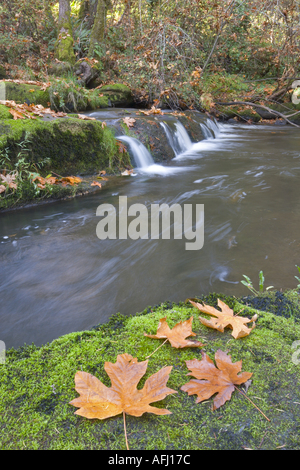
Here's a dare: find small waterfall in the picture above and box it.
[200,123,214,139]
[200,118,220,140]
[117,136,155,168]
[206,118,220,138]
[160,120,192,156]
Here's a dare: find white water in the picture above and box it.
[119,117,221,171]
[160,120,193,156]
[117,135,154,168]
[117,135,185,175]
[200,123,214,139]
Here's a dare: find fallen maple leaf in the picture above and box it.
[70,353,176,448]
[121,169,135,176]
[144,317,204,349]
[117,141,127,154]
[123,117,136,128]
[189,299,257,339]
[91,181,102,188]
[139,106,164,115]
[70,353,176,419]
[60,176,82,186]
[9,108,25,120]
[77,114,96,121]
[181,349,253,410]
[0,185,6,194]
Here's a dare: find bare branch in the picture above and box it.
[216,101,300,128]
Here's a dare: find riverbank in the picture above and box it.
[1,93,298,213]
[1,290,300,450]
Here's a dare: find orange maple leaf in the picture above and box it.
[91,181,102,188]
[189,299,257,339]
[60,176,82,186]
[181,349,253,410]
[144,316,204,348]
[69,353,176,419]
[9,108,25,120]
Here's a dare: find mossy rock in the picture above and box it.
[0,81,50,108]
[1,291,300,449]
[0,117,130,176]
[48,62,73,77]
[96,84,134,107]
[0,104,13,120]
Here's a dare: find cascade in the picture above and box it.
[160,120,192,156]
[205,118,220,138]
[200,123,214,139]
[117,135,155,168]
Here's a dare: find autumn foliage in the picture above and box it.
[69,299,269,449]
[70,353,176,420]
[181,349,252,410]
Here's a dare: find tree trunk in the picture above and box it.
[79,0,99,29]
[55,0,76,64]
[88,0,106,57]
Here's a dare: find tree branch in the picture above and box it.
[215,101,300,128]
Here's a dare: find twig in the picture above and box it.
[243,76,297,83]
[146,339,168,359]
[234,385,270,421]
[123,411,129,450]
[216,101,300,128]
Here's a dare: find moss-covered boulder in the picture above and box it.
[96,84,134,107]
[0,81,50,108]
[0,80,134,112]
[0,291,300,450]
[0,116,130,176]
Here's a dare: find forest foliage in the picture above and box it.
[0,0,300,109]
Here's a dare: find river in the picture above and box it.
[1,112,300,349]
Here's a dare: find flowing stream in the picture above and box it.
[1,110,300,349]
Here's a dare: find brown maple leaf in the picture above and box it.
[9,108,25,120]
[77,114,96,121]
[123,117,136,128]
[181,349,253,410]
[144,316,204,349]
[139,106,164,116]
[190,299,257,339]
[69,353,176,419]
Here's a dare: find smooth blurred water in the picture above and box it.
[1,117,300,348]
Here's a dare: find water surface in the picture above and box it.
[1,118,300,348]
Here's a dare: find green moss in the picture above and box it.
[2,82,50,108]
[55,22,76,65]
[0,104,12,120]
[87,90,109,109]
[0,117,122,176]
[1,291,300,450]
[95,84,134,107]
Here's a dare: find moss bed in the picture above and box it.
[1,290,300,450]
[0,111,132,211]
